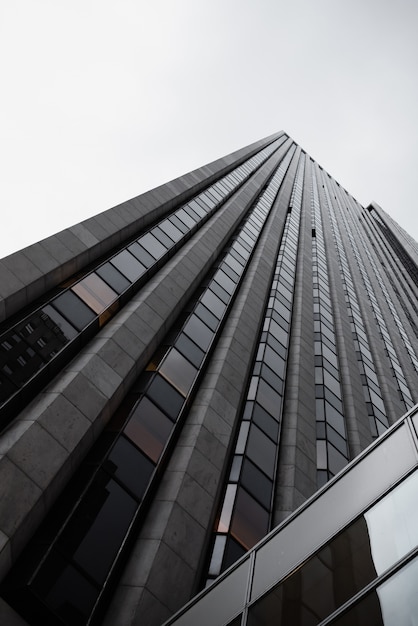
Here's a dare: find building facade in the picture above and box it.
[0,132,417,625]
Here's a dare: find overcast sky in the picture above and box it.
[1,0,417,258]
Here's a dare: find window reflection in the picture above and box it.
[248,471,418,626]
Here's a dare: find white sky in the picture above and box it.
[1,0,418,258]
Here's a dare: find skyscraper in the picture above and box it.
[0,131,417,626]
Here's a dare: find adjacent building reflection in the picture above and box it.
[247,470,418,625]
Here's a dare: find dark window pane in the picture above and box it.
[183,315,214,351]
[0,371,17,402]
[210,280,230,304]
[230,486,269,550]
[104,435,155,499]
[152,227,173,248]
[175,333,205,368]
[195,303,219,331]
[246,424,276,477]
[327,442,348,475]
[263,345,285,378]
[222,536,247,573]
[256,378,282,419]
[169,214,188,234]
[222,262,240,283]
[159,219,183,242]
[128,242,155,268]
[72,273,117,314]
[214,270,236,294]
[41,304,78,341]
[125,396,173,463]
[110,250,145,282]
[175,208,196,229]
[201,289,227,319]
[139,232,166,259]
[31,551,99,625]
[52,291,96,331]
[146,374,185,420]
[241,459,273,509]
[252,403,279,441]
[57,472,137,585]
[96,262,131,293]
[159,348,197,396]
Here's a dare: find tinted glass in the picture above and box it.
[96,262,131,293]
[201,289,227,319]
[152,227,173,248]
[41,304,78,340]
[57,472,137,585]
[110,250,145,282]
[183,314,214,351]
[240,459,273,509]
[256,378,282,419]
[159,219,183,242]
[104,435,155,499]
[31,551,98,624]
[175,333,205,368]
[230,486,269,550]
[72,273,117,314]
[246,424,276,477]
[159,348,197,396]
[124,396,173,463]
[139,232,166,259]
[146,374,185,420]
[52,291,96,331]
[195,304,219,331]
[252,403,279,441]
[128,242,155,268]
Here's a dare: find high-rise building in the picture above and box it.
[0,131,417,626]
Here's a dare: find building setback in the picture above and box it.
[0,131,417,625]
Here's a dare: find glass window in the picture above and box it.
[263,345,285,379]
[230,486,269,550]
[30,551,99,625]
[152,226,173,248]
[256,378,282,419]
[365,470,418,576]
[124,396,173,463]
[159,219,183,243]
[96,262,131,294]
[329,556,418,626]
[41,304,78,341]
[159,348,197,396]
[201,289,227,319]
[210,280,230,305]
[104,435,155,499]
[57,472,137,585]
[214,270,236,294]
[183,315,214,351]
[222,263,240,284]
[175,333,205,368]
[169,214,188,234]
[240,458,273,509]
[246,425,276,478]
[128,243,155,268]
[146,374,185,420]
[222,536,247,573]
[176,208,196,228]
[110,250,145,282]
[195,303,219,332]
[52,291,96,331]
[139,232,166,259]
[327,442,348,475]
[72,273,117,314]
[252,403,279,441]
